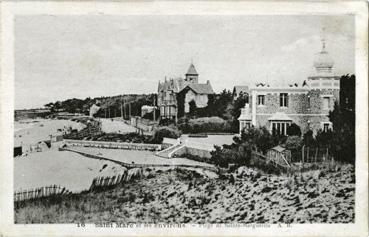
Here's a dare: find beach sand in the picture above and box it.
[14,150,125,193]
[14,165,355,223]
[14,119,85,147]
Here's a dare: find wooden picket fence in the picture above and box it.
[300,146,331,163]
[90,174,127,189]
[90,168,146,190]
[14,185,71,202]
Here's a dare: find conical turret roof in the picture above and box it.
[186,64,198,75]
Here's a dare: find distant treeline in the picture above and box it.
[44,94,157,118]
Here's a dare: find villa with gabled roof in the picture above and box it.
[157,63,214,121]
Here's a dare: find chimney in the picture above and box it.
[206,80,210,85]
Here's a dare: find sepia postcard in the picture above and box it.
[0,1,368,236]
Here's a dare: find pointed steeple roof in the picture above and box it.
[186,63,198,75]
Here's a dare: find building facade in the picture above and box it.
[179,82,214,114]
[239,39,340,135]
[157,63,213,121]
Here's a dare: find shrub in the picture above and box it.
[152,126,181,143]
[285,136,303,151]
[241,126,276,154]
[210,126,286,174]
[177,116,232,134]
[303,129,315,146]
[287,123,302,136]
[315,129,334,148]
[159,118,175,126]
[90,132,153,143]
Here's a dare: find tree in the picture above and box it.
[240,126,276,154]
[302,129,315,147]
[189,100,197,117]
[152,126,181,143]
[287,123,301,136]
[44,102,55,113]
[328,102,355,163]
[315,129,334,148]
[230,95,248,132]
[210,126,281,170]
[286,135,303,162]
[176,92,186,118]
[340,74,355,112]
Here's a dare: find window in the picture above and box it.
[240,121,251,132]
[323,97,330,110]
[244,122,251,130]
[245,94,249,104]
[280,93,288,107]
[271,122,291,136]
[257,95,265,105]
[323,122,331,132]
[307,95,311,110]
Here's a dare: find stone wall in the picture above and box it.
[64,139,162,151]
[255,92,309,114]
[172,146,212,159]
[247,87,340,134]
[309,89,339,114]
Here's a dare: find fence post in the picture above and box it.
[315,148,318,164]
[302,145,304,165]
[326,148,329,162]
[307,147,310,163]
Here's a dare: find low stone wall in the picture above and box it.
[185,146,212,159]
[172,146,212,159]
[162,137,180,149]
[63,139,162,151]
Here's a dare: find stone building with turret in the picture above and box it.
[238,38,340,135]
[157,63,214,121]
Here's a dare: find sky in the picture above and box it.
[15,15,354,109]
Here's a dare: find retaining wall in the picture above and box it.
[63,139,162,151]
[172,146,212,159]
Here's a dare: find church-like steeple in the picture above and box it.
[185,63,199,83]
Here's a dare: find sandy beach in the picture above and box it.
[100,118,136,134]
[14,150,125,193]
[14,119,85,146]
